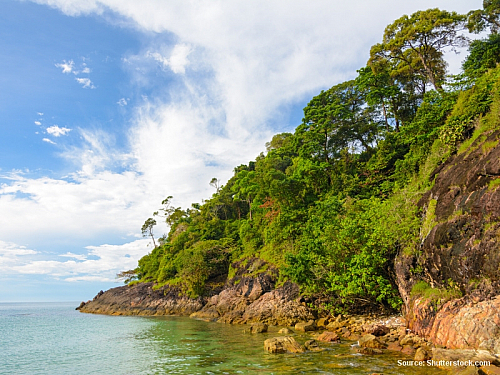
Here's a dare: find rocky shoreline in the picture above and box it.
[78,278,500,374]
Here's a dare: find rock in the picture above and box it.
[481,366,500,375]
[75,301,86,310]
[295,320,317,332]
[78,283,205,316]
[264,336,305,354]
[317,331,340,343]
[386,342,403,352]
[240,282,316,326]
[278,328,293,334]
[401,346,416,356]
[359,334,388,349]
[316,317,330,327]
[355,347,384,355]
[415,347,431,361]
[304,339,323,351]
[364,324,390,337]
[244,323,268,334]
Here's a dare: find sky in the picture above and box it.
[0,0,482,302]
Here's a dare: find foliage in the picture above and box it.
[131,5,500,313]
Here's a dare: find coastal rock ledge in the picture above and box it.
[77,277,315,326]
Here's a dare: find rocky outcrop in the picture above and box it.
[190,277,315,326]
[407,295,500,353]
[77,282,205,315]
[79,273,315,326]
[396,128,500,352]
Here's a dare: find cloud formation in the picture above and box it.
[46,125,71,137]
[42,138,56,144]
[75,77,95,88]
[4,0,480,287]
[55,59,75,73]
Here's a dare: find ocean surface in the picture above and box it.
[0,302,447,374]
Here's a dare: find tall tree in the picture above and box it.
[142,218,157,248]
[468,0,500,33]
[370,9,467,91]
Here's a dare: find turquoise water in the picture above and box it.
[0,302,447,374]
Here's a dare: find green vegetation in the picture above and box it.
[125,3,500,314]
[410,280,463,304]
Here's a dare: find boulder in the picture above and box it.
[414,347,431,361]
[264,336,305,354]
[304,339,324,352]
[278,328,293,334]
[316,331,340,343]
[244,323,268,334]
[364,324,390,337]
[295,320,317,332]
[359,334,388,349]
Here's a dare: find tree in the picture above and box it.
[142,217,157,248]
[370,9,468,91]
[116,269,138,284]
[468,0,500,33]
[298,79,380,163]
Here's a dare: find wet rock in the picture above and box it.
[295,320,317,332]
[355,347,384,355]
[414,347,431,361]
[278,328,293,334]
[359,334,387,349]
[264,336,305,354]
[244,323,268,334]
[316,331,340,343]
[304,339,323,351]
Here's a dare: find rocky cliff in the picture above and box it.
[396,126,500,352]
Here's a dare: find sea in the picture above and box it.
[0,302,447,374]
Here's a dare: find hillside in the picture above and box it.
[81,4,500,352]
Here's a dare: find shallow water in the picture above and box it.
[0,302,447,374]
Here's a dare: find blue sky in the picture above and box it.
[0,0,481,302]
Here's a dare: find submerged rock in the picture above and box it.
[264,336,305,354]
[244,322,268,334]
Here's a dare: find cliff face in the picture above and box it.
[396,127,500,352]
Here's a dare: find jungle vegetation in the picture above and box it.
[123,2,500,313]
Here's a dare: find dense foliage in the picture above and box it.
[129,4,500,313]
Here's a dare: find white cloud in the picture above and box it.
[0,241,38,274]
[46,125,71,137]
[12,239,149,282]
[55,59,75,74]
[42,138,56,144]
[6,0,482,286]
[148,43,192,74]
[81,66,91,74]
[117,98,128,106]
[34,121,41,126]
[75,77,95,88]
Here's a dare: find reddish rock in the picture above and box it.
[317,331,341,343]
[364,324,390,337]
